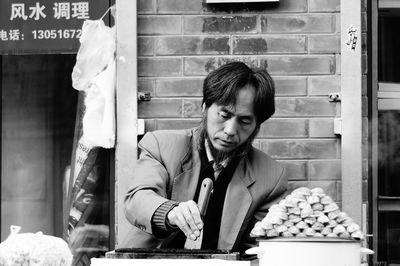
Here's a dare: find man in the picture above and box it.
[123,62,288,254]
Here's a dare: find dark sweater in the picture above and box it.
[151,147,238,250]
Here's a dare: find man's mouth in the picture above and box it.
[217,139,235,146]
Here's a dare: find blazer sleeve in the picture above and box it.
[124,132,173,235]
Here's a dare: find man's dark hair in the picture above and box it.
[202,61,275,124]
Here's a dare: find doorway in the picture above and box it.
[1,54,78,239]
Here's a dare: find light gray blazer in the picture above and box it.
[122,127,287,253]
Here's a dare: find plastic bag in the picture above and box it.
[72,20,115,91]
[71,19,116,148]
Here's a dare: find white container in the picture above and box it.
[246,238,374,266]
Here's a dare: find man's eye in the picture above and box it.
[218,112,230,119]
[240,118,253,125]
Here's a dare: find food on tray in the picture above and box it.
[0,225,72,266]
[250,187,365,240]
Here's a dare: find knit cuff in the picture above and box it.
[151,200,180,238]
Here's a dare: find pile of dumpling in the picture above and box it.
[251,187,364,240]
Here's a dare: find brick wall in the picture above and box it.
[137,0,344,200]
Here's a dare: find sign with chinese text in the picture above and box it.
[0,0,110,54]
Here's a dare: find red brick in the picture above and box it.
[138,0,155,14]
[138,37,154,56]
[309,119,335,138]
[362,96,368,117]
[362,118,368,159]
[308,160,341,180]
[155,36,229,55]
[362,0,367,12]
[157,0,204,13]
[274,77,307,96]
[362,117,368,142]
[362,54,367,74]
[362,159,368,180]
[138,16,182,35]
[138,57,182,77]
[184,57,258,75]
[260,56,336,75]
[261,14,335,33]
[233,36,306,54]
[139,99,182,118]
[362,76,367,96]
[252,139,260,149]
[275,97,337,117]
[183,98,202,117]
[261,139,339,160]
[155,119,201,130]
[309,75,340,96]
[138,78,155,95]
[335,54,341,74]
[279,160,307,181]
[232,37,267,55]
[362,12,367,32]
[362,33,367,53]
[335,14,340,35]
[309,35,340,53]
[156,78,203,97]
[144,119,156,132]
[287,181,339,201]
[308,0,340,12]
[184,16,257,34]
[258,118,308,138]
[362,180,368,202]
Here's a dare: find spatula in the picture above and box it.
[184,177,214,249]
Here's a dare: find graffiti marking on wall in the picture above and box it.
[345,25,358,51]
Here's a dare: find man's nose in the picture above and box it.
[224,118,238,136]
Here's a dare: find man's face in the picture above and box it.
[205,86,257,153]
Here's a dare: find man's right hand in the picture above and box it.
[167,200,203,240]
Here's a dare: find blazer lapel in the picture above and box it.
[169,129,256,250]
[171,130,201,202]
[218,158,255,250]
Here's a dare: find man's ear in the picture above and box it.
[202,103,206,113]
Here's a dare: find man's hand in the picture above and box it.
[167,200,203,240]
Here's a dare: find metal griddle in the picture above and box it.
[108,248,239,260]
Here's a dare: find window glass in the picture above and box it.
[377,10,400,265]
[1,54,111,265]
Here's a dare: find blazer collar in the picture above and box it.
[181,127,201,172]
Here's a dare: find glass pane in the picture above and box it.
[378,111,400,196]
[377,212,400,264]
[377,9,400,265]
[378,15,400,82]
[1,54,111,265]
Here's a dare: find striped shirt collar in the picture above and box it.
[205,139,231,179]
